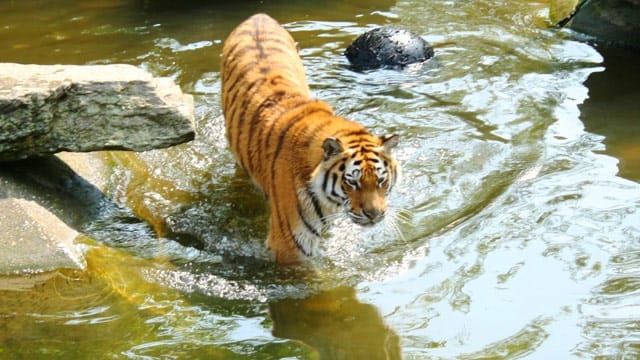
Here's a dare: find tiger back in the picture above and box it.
[221,14,400,264]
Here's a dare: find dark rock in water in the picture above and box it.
[345,27,434,70]
[568,0,640,49]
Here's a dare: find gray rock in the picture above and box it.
[0,198,86,274]
[345,27,434,70]
[0,153,158,277]
[0,154,97,276]
[0,63,195,161]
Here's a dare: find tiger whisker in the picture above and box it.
[391,217,407,243]
[389,207,412,224]
[386,206,413,243]
[391,221,406,243]
[319,212,346,224]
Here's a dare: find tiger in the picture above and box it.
[221,13,400,264]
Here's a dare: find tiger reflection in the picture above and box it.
[269,286,401,359]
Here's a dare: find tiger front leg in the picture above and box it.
[268,240,304,265]
[266,212,305,265]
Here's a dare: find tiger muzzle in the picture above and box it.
[363,208,384,224]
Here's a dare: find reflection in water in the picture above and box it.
[0,245,177,358]
[580,46,640,182]
[270,286,401,360]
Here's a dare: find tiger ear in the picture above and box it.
[322,137,343,160]
[381,134,399,152]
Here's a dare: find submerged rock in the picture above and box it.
[0,152,140,276]
[0,63,195,161]
[345,27,434,70]
[0,153,104,275]
[0,197,85,274]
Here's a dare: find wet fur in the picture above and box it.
[221,14,399,264]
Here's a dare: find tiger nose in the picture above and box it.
[363,208,384,222]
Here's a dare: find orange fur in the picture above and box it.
[221,14,399,264]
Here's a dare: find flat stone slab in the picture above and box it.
[0,63,195,161]
[0,198,86,274]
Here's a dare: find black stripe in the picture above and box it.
[298,116,333,149]
[270,187,299,257]
[233,78,268,167]
[248,94,310,173]
[321,169,330,194]
[226,44,258,63]
[321,158,348,206]
[265,108,326,259]
[330,173,342,201]
[222,41,243,63]
[224,58,258,85]
[335,128,369,138]
[350,143,376,151]
[256,30,266,58]
[297,203,321,237]
[262,38,296,52]
[265,106,331,178]
[247,91,287,172]
[293,234,312,257]
[389,165,397,192]
[257,41,294,59]
[262,97,315,166]
[306,186,326,225]
[228,83,255,148]
[224,85,241,115]
[322,160,342,194]
[272,107,330,161]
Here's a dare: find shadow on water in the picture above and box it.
[0,156,186,260]
[580,46,640,182]
[0,156,137,231]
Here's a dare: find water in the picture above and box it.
[1,0,639,358]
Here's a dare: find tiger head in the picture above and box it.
[311,134,400,226]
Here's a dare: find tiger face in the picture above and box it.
[312,134,400,226]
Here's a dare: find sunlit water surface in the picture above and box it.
[1,0,639,359]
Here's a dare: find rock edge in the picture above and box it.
[0,63,195,161]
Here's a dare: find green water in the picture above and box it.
[1,0,640,359]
